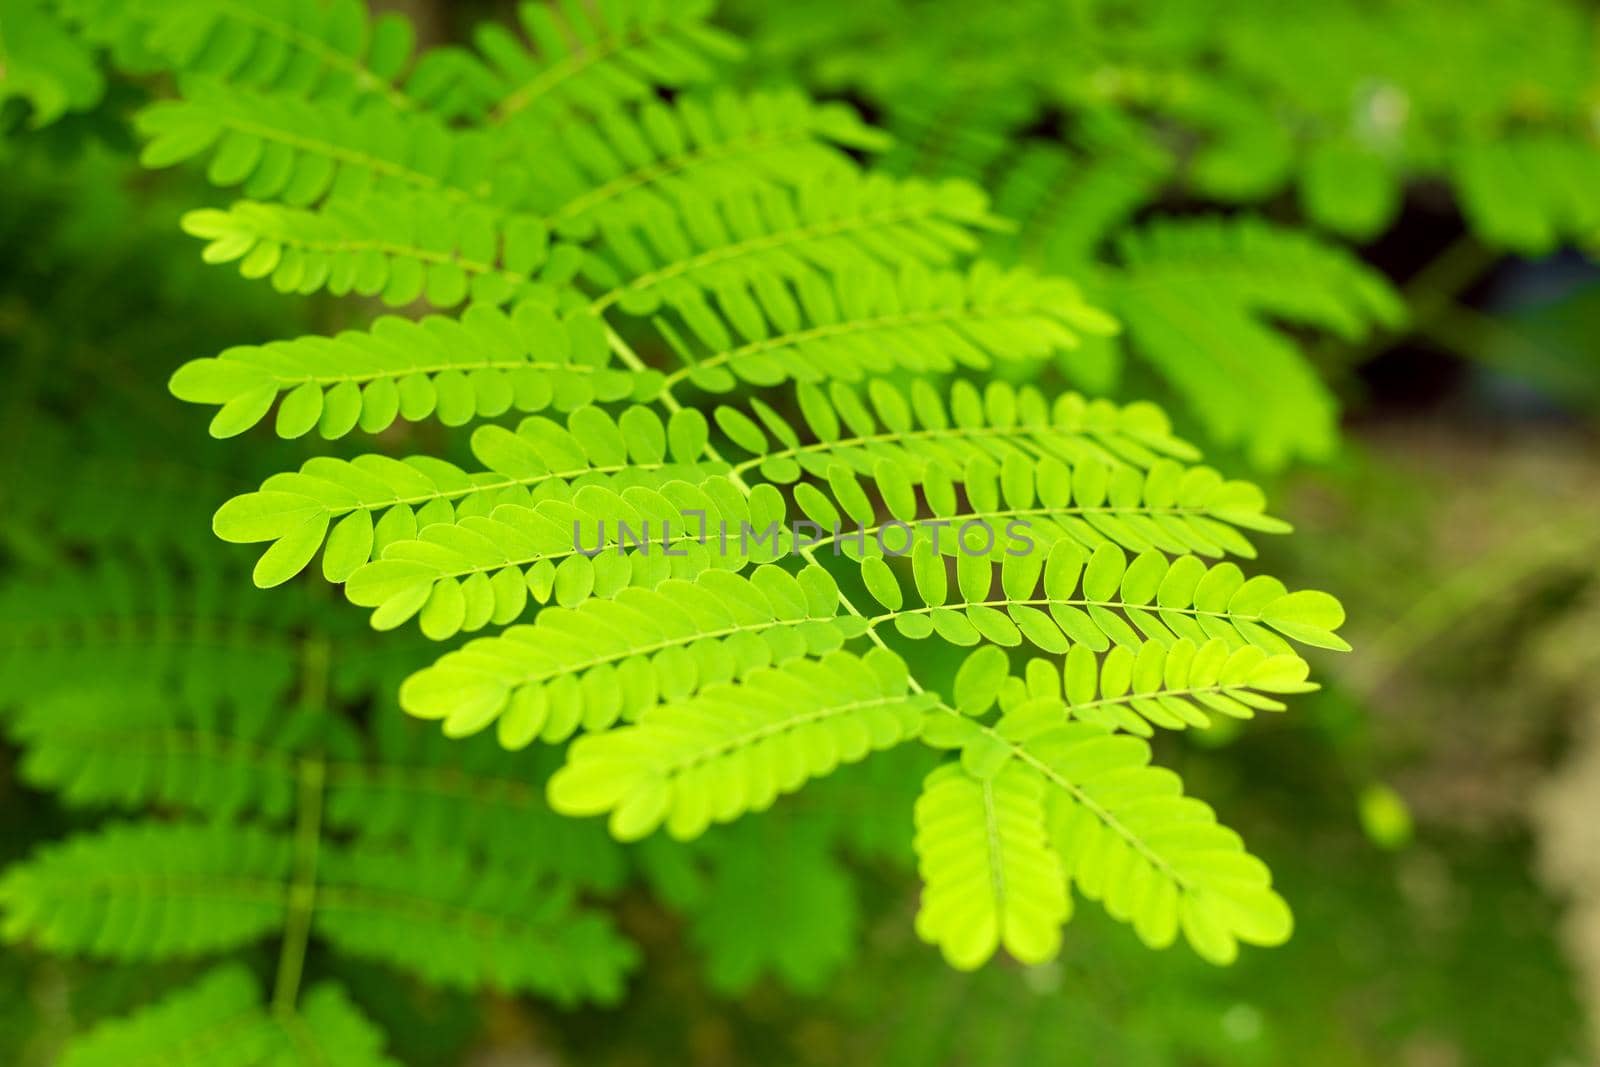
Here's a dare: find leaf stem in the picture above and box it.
[272,753,324,1014]
[272,635,330,1014]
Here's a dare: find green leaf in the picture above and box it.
[548,650,928,841]
[861,557,903,611]
[1259,590,1349,650]
[953,646,1008,716]
[253,513,331,588]
[323,510,375,583]
[913,762,1069,969]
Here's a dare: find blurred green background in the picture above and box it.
[3,1,1599,1064]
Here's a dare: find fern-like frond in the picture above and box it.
[1116,217,1404,341]
[855,539,1344,657]
[714,379,1203,483]
[996,636,1317,737]
[6,686,324,818]
[342,478,786,639]
[0,553,305,711]
[62,0,421,108]
[658,262,1111,395]
[913,761,1069,969]
[1028,722,1293,965]
[59,965,400,1067]
[524,87,887,239]
[138,78,508,207]
[0,820,636,1000]
[1102,215,1405,466]
[547,648,935,840]
[211,406,724,586]
[791,445,1287,566]
[0,821,292,958]
[471,0,743,129]
[168,303,639,442]
[399,562,861,741]
[585,171,1000,315]
[166,372,1269,607]
[138,78,889,235]
[5,682,624,888]
[920,685,1294,966]
[175,195,562,308]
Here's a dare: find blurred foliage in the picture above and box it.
[728,0,1600,250]
[2,1,1600,1065]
